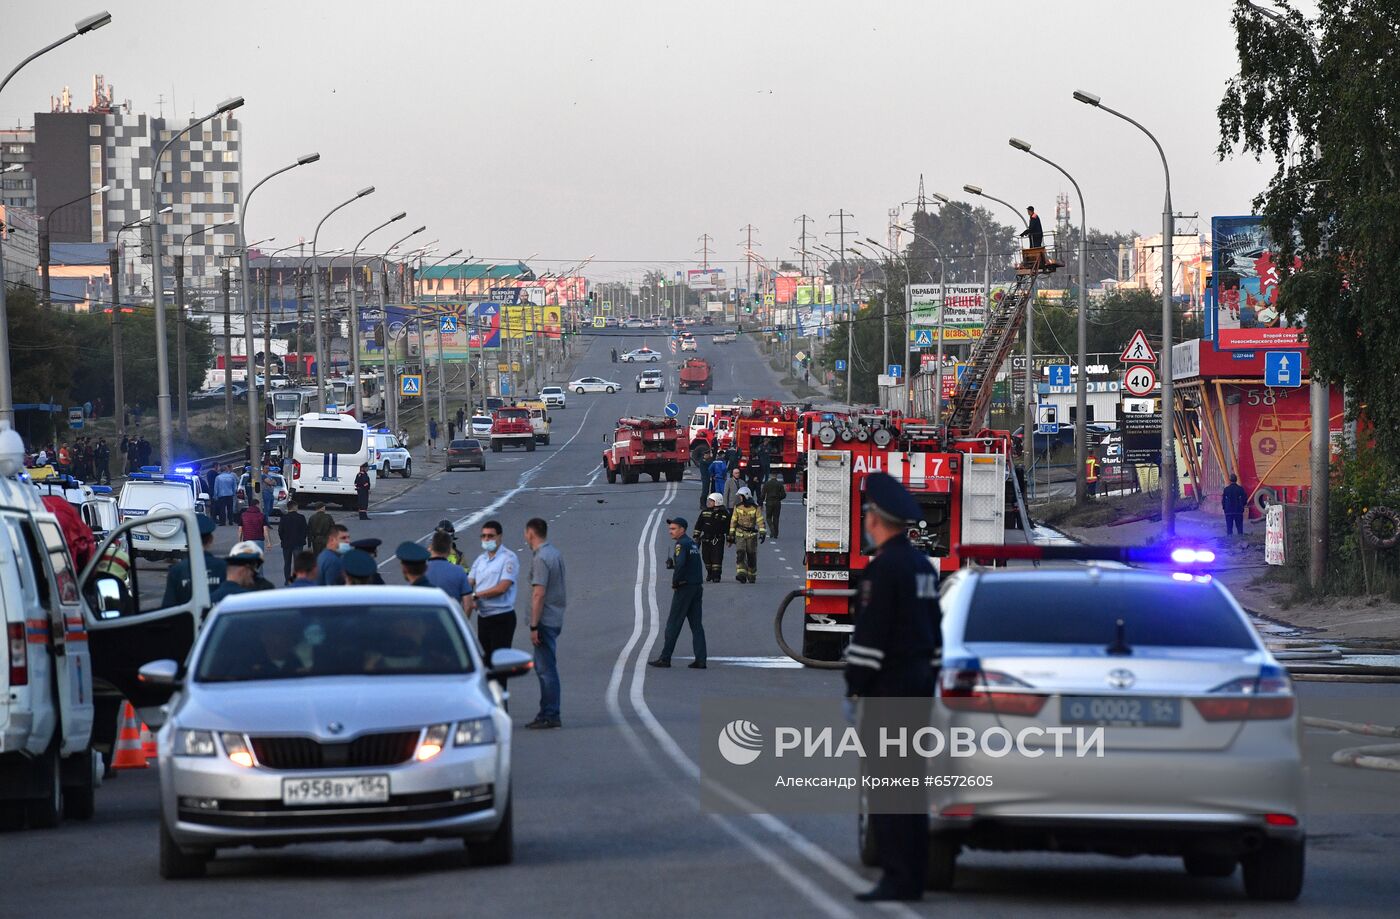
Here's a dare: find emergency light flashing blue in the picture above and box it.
[173,465,195,475]
[91,485,113,494]
[140,465,161,473]
[1170,547,1216,565]
[958,543,1220,570]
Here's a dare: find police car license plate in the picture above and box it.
[282,775,389,806]
[1060,696,1180,728]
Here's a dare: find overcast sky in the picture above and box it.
[2,1,1272,282]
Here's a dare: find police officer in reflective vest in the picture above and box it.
[845,472,941,903]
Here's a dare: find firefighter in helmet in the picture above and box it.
[727,487,766,583]
[692,492,730,582]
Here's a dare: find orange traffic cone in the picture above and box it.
[112,703,148,770]
[141,722,158,762]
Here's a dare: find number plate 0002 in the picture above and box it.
[1060,696,1180,728]
[282,774,389,806]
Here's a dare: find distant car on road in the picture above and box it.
[621,348,660,363]
[145,587,533,878]
[679,334,697,352]
[446,438,487,471]
[470,415,494,437]
[635,369,664,393]
[568,377,620,394]
[621,318,644,330]
[539,386,567,409]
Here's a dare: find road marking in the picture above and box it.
[376,402,596,570]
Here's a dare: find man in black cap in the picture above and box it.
[163,513,227,608]
[342,549,379,585]
[648,516,706,669]
[1021,204,1043,249]
[434,519,463,565]
[350,537,387,584]
[846,472,940,902]
[396,541,435,587]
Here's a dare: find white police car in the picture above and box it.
[368,431,412,479]
[117,468,208,561]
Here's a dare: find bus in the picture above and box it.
[288,412,373,507]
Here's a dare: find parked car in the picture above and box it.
[568,377,620,394]
[368,431,412,478]
[237,471,290,517]
[446,438,487,471]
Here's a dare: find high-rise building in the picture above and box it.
[0,127,36,211]
[31,76,242,294]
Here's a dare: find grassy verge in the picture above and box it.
[1038,491,1161,529]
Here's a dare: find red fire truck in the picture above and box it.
[792,421,1015,661]
[604,416,690,484]
[734,399,800,484]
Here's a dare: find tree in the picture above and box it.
[1218,0,1400,456]
[68,309,214,412]
[4,287,77,405]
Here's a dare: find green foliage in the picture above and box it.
[1033,288,1202,357]
[1321,443,1400,597]
[5,287,77,405]
[1218,0,1400,458]
[67,309,214,412]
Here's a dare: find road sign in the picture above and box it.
[439,315,458,334]
[593,317,605,328]
[1036,403,1059,434]
[835,359,848,372]
[1048,364,1071,387]
[1123,364,1157,397]
[1120,329,1157,364]
[887,364,903,379]
[399,374,422,397]
[664,402,679,418]
[1265,350,1303,388]
[912,328,934,348]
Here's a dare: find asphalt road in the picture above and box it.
[5,332,1400,918]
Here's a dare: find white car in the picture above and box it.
[679,335,697,352]
[470,415,494,437]
[540,386,567,409]
[635,369,664,393]
[568,377,620,394]
[866,558,1304,900]
[118,474,207,560]
[621,318,644,330]
[368,431,412,478]
[138,586,534,878]
[621,348,660,363]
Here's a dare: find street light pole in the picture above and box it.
[237,151,318,506]
[311,187,374,398]
[1010,138,1090,505]
[149,95,244,468]
[348,212,407,418]
[931,192,992,319]
[1074,89,1175,533]
[363,225,424,428]
[0,10,112,429]
[894,226,948,422]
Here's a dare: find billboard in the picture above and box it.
[908,283,995,341]
[1210,216,1302,350]
[687,268,725,291]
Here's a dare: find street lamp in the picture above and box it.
[348,212,407,417]
[39,183,111,308]
[1010,136,1090,506]
[1074,88,1176,533]
[0,10,113,427]
[312,186,374,396]
[149,94,244,468]
[931,191,991,311]
[363,224,424,429]
[895,225,949,421]
[237,150,318,499]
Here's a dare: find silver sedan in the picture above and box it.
[567,376,620,394]
[142,586,533,878]
[861,566,1305,900]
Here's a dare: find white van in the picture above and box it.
[117,476,202,561]
[289,412,373,507]
[34,477,119,540]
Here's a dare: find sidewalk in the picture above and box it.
[1051,506,1400,642]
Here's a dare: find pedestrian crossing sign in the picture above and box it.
[440,315,459,334]
[593,317,606,328]
[1119,329,1156,364]
[913,329,934,348]
[400,374,423,397]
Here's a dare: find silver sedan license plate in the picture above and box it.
[282,775,389,806]
[1060,696,1181,728]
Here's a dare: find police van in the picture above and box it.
[2,427,211,829]
[117,469,207,561]
[289,411,373,508]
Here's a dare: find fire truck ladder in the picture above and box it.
[941,259,1052,433]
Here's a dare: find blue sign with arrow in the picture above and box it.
[664,402,679,418]
[1048,364,1071,387]
[1264,351,1302,388]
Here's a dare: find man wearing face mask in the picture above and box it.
[316,524,352,586]
[466,520,519,659]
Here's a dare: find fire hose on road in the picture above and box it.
[774,588,854,670]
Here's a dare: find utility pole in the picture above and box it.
[294,258,305,380]
[740,223,758,318]
[174,253,189,441]
[697,233,713,270]
[109,247,125,438]
[263,264,273,387]
[40,226,51,308]
[222,267,233,425]
[795,215,813,383]
[828,211,856,402]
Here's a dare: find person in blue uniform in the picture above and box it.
[396,541,435,587]
[648,516,707,669]
[162,514,227,608]
[341,549,378,585]
[350,537,386,584]
[211,542,264,603]
[845,472,941,903]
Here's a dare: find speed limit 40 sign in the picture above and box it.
[1123,364,1158,397]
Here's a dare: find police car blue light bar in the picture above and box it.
[957,543,1219,568]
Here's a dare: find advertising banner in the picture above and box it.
[1210,216,1302,349]
[687,268,726,291]
[774,274,799,304]
[908,283,996,340]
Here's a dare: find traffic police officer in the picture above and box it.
[162,513,227,608]
[845,472,940,903]
[396,541,435,587]
[350,537,387,584]
[342,549,379,585]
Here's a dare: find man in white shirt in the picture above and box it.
[466,519,519,659]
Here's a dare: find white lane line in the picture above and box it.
[606,486,855,919]
[626,491,919,918]
[377,402,596,570]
